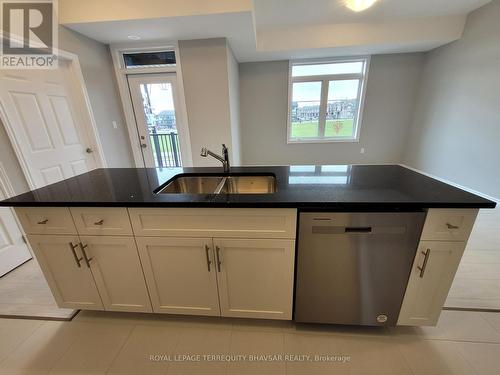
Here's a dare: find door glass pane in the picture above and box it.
[325,79,360,138]
[290,81,322,139]
[139,82,182,167]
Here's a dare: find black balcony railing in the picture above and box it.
[149,132,182,168]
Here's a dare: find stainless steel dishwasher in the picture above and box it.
[295,212,426,326]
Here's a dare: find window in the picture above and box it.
[288,58,369,143]
[123,51,176,68]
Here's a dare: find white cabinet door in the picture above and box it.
[27,235,103,310]
[136,237,220,316]
[214,238,295,320]
[80,236,152,312]
[398,241,466,326]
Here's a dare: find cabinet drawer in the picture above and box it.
[129,208,297,239]
[15,207,77,235]
[70,207,133,236]
[421,209,478,241]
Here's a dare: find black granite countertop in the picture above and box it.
[0,165,495,210]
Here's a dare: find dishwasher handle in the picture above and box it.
[345,227,372,233]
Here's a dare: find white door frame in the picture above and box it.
[0,47,107,191]
[0,161,33,259]
[110,41,193,167]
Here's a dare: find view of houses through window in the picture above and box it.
[289,58,369,142]
[139,82,182,167]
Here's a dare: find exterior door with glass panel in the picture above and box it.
[127,74,184,168]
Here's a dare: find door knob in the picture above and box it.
[140,144,147,148]
[86,147,93,153]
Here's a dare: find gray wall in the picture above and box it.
[239,54,424,165]
[59,26,134,168]
[178,38,237,166]
[0,26,133,194]
[227,45,242,166]
[403,0,500,199]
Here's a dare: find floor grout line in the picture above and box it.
[0,319,45,366]
[104,323,137,375]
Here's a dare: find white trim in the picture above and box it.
[0,162,15,199]
[400,164,500,203]
[57,49,107,169]
[0,47,106,190]
[0,162,33,257]
[286,56,370,144]
[110,41,193,167]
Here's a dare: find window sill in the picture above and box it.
[287,137,360,144]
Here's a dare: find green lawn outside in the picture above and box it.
[291,119,354,138]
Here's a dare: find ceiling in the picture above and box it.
[62,0,491,62]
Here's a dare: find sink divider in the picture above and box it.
[214,177,228,194]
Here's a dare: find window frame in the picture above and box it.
[287,56,370,144]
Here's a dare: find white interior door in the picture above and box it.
[0,60,98,188]
[127,73,188,168]
[0,172,32,277]
[0,208,32,277]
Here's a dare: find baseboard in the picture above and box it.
[400,164,500,204]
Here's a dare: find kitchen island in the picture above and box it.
[0,165,495,326]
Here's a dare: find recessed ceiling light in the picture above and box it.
[344,0,378,12]
[127,35,141,40]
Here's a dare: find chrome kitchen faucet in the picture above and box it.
[200,144,230,173]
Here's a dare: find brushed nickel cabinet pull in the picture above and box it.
[215,246,222,273]
[446,223,459,230]
[205,245,212,272]
[37,219,49,225]
[417,248,431,278]
[79,243,93,268]
[69,242,83,268]
[94,219,104,226]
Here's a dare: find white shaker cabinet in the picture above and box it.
[28,235,103,310]
[398,241,466,326]
[398,209,478,326]
[136,237,221,316]
[79,236,152,312]
[214,238,295,320]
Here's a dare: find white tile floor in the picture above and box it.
[0,259,75,320]
[446,207,500,310]
[0,310,500,374]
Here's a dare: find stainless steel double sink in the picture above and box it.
[156,174,277,194]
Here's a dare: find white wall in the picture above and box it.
[403,0,500,199]
[178,38,240,166]
[239,53,424,165]
[60,0,251,24]
[0,26,133,195]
